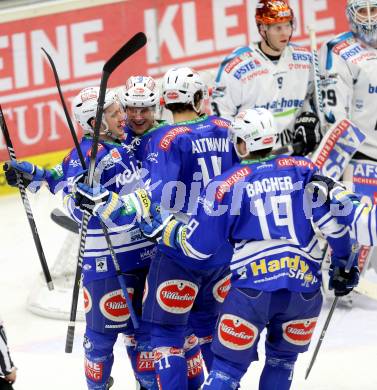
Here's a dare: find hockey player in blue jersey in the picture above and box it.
[74,67,238,389]
[119,75,165,164]
[118,75,206,389]
[141,108,358,390]
[3,87,156,390]
[139,67,239,390]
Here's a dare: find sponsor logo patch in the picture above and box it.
[212,274,232,303]
[136,351,155,372]
[218,314,258,350]
[84,358,103,382]
[276,157,315,170]
[83,287,92,314]
[99,288,134,322]
[212,119,230,128]
[110,148,122,162]
[282,318,317,345]
[95,257,108,273]
[156,280,198,314]
[166,91,179,100]
[187,349,204,379]
[159,127,191,151]
[215,167,252,202]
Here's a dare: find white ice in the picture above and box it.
[1,189,377,390]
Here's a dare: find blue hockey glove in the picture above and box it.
[329,254,360,297]
[3,160,45,191]
[139,203,174,242]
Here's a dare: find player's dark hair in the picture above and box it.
[249,147,273,159]
[165,90,203,113]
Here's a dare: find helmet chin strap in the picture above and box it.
[100,119,121,141]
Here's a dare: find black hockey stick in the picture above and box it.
[0,106,54,291]
[63,32,146,353]
[305,244,359,379]
[50,208,79,234]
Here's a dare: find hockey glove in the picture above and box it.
[139,203,174,242]
[293,112,321,156]
[329,264,360,296]
[329,253,360,296]
[3,160,45,191]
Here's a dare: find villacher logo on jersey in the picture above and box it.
[99,289,134,322]
[282,318,317,346]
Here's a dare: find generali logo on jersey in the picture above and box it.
[218,314,258,350]
[215,166,252,202]
[156,279,198,314]
[99,288,134,322]
[159,126,191,151]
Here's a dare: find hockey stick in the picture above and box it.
[0,106,54,291]
[305,244,359,379]
[308,26,335,127]
[64,32,146,353]
[50,208,79,234]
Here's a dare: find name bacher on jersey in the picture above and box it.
[171,156,337,293]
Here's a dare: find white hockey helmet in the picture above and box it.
[228,108,277,158]
[73,87,119,134]
[162,67,208,113]
[346,0,377,46]
[120,76,159,108]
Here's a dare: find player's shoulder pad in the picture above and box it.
[324,31,355,70]
[215,46,253,82]
[213,163,253,202]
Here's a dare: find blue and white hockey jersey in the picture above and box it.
[173,155,352,292]
[44,136,155,284]
[143,114,239,269]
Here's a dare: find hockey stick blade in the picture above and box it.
[50,208,79,234]
[0,106,54,290]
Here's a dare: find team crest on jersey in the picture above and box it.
[212,274,232,303]
[282,318,317,345]
[99,288,134,322]
[83,287,92,314]
[159,127,191,151]
[95,257,108,272]
[85,358,103,382]
[215,167,252,202]
[211,119,230,128]
[218,314,258,350]
[110,148,122,162]
[156,280,198,314]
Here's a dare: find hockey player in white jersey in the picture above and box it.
[319,0,377,161]
[212,0,320,150]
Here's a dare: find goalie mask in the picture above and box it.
[162,67,208,114]
[228,108,278,158]
[73,87,121,138]
[346,0,377,46]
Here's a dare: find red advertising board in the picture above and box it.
[0,0,348,162]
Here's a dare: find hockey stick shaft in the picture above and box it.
[308,27,326,125]
[64,32,146,353]
[305,245,359,379]
[0,106,54,291]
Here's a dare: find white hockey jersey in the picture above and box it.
[212,42,314,146]
[319,31,377,160]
